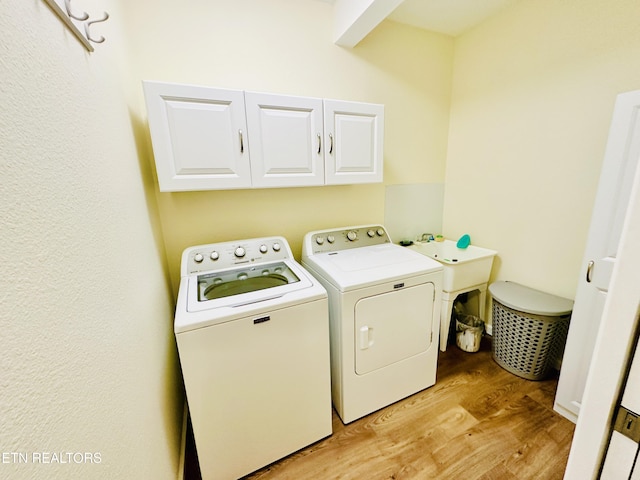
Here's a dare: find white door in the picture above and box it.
[562,140,640,478]
[324,99,384,185]
[354,283,434,375]
[554,90,640,423]
[142,81,251,191]
[600,336,640,478]
[245,92,324,187]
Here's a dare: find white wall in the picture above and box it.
[445,0,640,301]
[0,1,182,478]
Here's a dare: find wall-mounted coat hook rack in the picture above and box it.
[43,0,110,52]
[64,0,88,21]
[85,12,109,44]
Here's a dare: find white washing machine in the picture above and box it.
[174,236,332,480]
[302,225,443,424]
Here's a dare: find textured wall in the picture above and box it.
[445,0,640,300]
[0,1,182,478]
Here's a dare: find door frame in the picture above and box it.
[563,140,640,478]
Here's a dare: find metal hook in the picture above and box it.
[84,12,110,44]
[64,0,89,21]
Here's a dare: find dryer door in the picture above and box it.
[355,282,435,375]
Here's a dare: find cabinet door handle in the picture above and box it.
[239,130,244,154]
[329,133,334,155]
[317,134,321,154]
[586,260,595,283]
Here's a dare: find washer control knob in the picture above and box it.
[259,244,268,254]
[272,243,281,252]
[194,253,204,263]
[377,228,385,236]
[347,230,358,241]
[367,229,375,238]
[210,251,219,261]
[327,235,335,243]
[315,236,325,245]
[234,246,246,258]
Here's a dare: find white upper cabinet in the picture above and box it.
[143,81,384,191]
[324,99,384,185]
[143,81,250,192]
[244,92,324,188]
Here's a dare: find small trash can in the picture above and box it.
[489,281,573,381]
[456,315,484,353]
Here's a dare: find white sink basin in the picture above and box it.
[408,240,497,292]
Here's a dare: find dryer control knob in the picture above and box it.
[234,247,246,258]
[347,231,358,241]
[259,244,268,254]
[272,243,281,252]
[367,229,375,237]
[327,235,335,243]
[315,236,325,245]
[377,228,385,236]
[210,251,219,261]
[194,253,204,263]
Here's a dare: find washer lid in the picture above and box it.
[489,281,573,316]
[197,261,299,302]
[185,259,315,313]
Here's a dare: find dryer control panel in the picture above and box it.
[302,225,391,256]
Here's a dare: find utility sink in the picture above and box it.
[409,240,497,292]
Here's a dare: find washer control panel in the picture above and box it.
[182,236,291,275]
[303,225,390,255]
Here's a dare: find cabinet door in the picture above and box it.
[245,92,324,188]
[323,99,384,185]
[143,81,250,191]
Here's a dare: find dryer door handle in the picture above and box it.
[359,326,374,350]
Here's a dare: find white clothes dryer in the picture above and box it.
[302,225,443,424]
[175,236,332,480]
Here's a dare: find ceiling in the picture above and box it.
[327,0,520,37]
[389,0,519,36]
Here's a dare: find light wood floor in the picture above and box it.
[186,337,575,479]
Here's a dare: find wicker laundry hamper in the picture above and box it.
[489,281,573,381]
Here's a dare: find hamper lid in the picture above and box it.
[489,281,573,316]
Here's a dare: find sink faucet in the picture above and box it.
[419,233,434,242]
